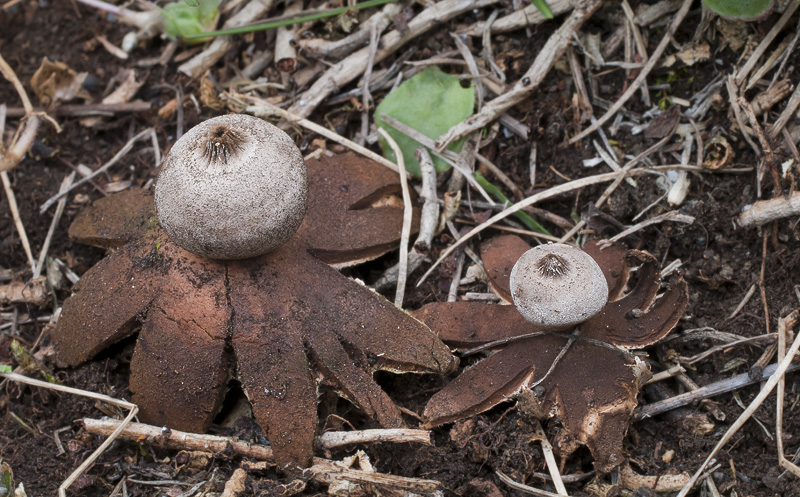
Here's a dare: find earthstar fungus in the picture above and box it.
[413,235,688,472]
[51,118,457,471]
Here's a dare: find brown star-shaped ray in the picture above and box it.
[52,152,457,471]
[413,235,687,472]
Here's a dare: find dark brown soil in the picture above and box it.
[2,1,800,496]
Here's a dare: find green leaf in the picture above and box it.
[375,67,474,176]
[1,461,13,497]
[701,0,775,20]
[531,0,553,19]
[160,0,220,43]
[0,365,10,374]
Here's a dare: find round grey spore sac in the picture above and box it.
[155,114,308,260]
[509,243,609,330]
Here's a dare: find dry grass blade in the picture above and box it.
[418,169,644,285]
[243,96,401,174]
[39,127,156,213]
[376,128,412,307]
[533,419,568,496]
[675,319,800,497]
[496,470,567,497]
[569,0,693,144]
[435,0,601,150]
[0,372,138,497]
[776,310,800,478]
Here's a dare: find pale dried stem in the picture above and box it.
[619,463,690,492]
[414,147,439,253]
[463,0,574,36]
[288,0,503,119]
[40,128,157,213]
[735,1,800,87]
[360,24,379,146]
[0,372,138,497]
[275,0,302,72]
[296,3,402,60]
[776,311,800,477]
[644,364,685,385]
[533,420,568,496]
[0,51,33,113]
[559,131,676,243]
[635,360,800,422]
[178,0,276,78]
[373,148,439,291]
[740,192,800,227]
[621,0,650,107]
[602,211,694,246]
[569,0,693,144]
[377,129,412,308]
[418,169,646,285]
[221,468,248,497]
[675,325,800,497]
[1,171,35,272]
[34,172,75,279]
[376,112,493,203]
[728,283,757,320]
[436,0,602,150]
[496,470,566,497]
[243,97,400,174]
[769,79,800,139]
[84,418,431,455]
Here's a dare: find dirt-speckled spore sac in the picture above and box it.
[51,153,458,472]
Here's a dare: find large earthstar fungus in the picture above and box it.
[51,115,457,472]
[413,235,688,472]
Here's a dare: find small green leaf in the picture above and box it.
[702,0,775,20]
[375,67,474,176]
[531,0,553,19]
[0,365,11,374]
[160,0,220,43]
[1,461,13,497]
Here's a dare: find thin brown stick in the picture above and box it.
[569,0,693,144]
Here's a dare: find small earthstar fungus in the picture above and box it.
[51,114,457,471]
[413,235,688,472]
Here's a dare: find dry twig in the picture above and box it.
[569,0,693,144]
[436,0,602,150]
[675,322,800,496]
